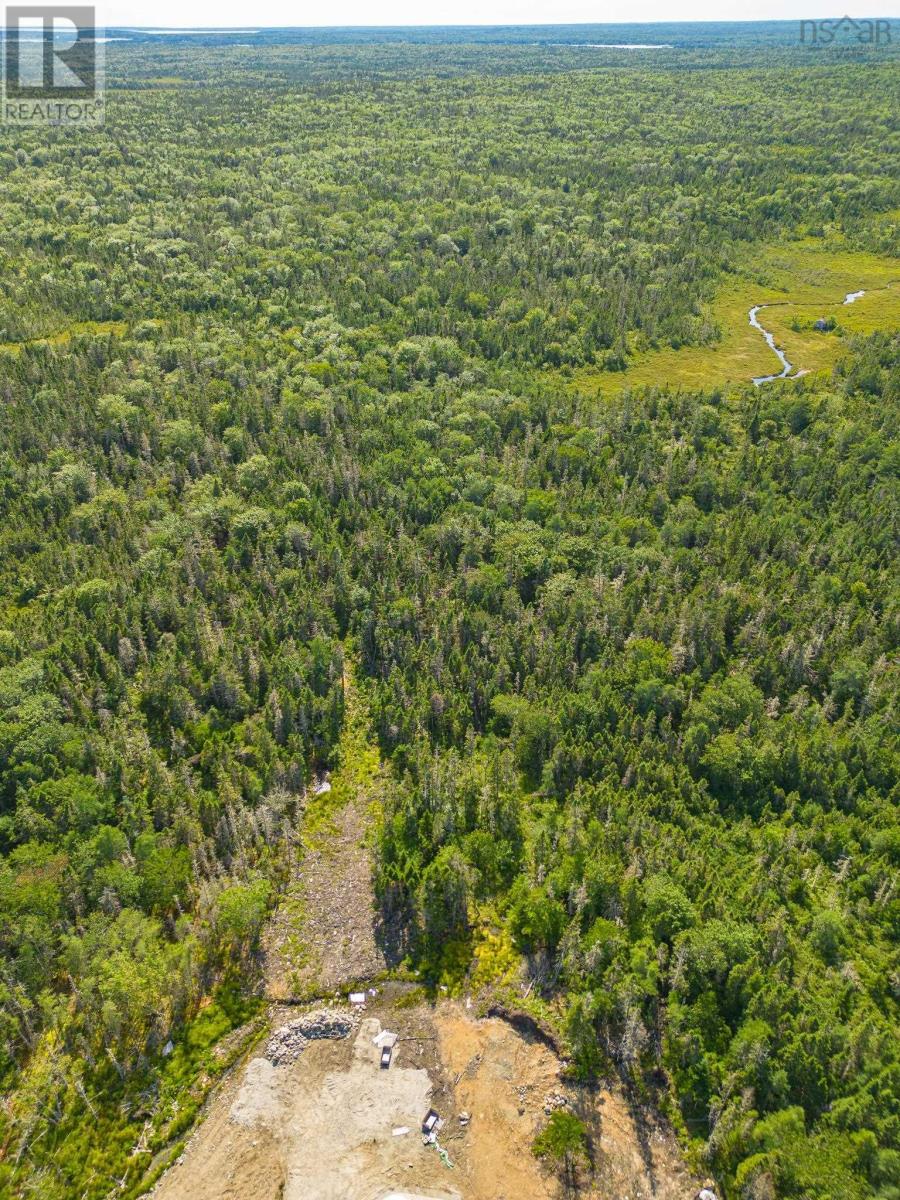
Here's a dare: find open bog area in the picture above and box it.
[569,240,899,396]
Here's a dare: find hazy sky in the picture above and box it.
[96,1,900,27]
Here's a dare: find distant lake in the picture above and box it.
[548,42,675,48]
[130,29,261,34]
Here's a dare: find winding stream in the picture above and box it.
[749,305,793,385]
[749,290,867,385]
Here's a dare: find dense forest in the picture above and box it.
[0,26,897,1200]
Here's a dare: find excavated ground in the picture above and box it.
[152,988,701,1200]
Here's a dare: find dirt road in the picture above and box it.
[260,669,387,1001]
[260,789,387,1000]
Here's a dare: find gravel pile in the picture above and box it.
[265,1010,356,1066]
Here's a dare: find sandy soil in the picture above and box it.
[437,1007,699,1200]
[437,1006,556,1200]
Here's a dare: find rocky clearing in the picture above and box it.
[152,990,700,1200]
[260,670,388,1002]
[259,785,388,1001]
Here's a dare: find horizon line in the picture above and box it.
[107,16,900,25]
[78,15,900,28]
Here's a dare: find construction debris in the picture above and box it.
[423,1128,455,1170]
[264,1010,355,1066]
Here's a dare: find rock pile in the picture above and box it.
[265,1010,356,1066]
[543,1090,569,1115]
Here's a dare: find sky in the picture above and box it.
[94,1,900,26]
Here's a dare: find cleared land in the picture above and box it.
[438,1006,699,1200]
[151,995,460,1200]
[260,670,387,1001]
[152,671,700,1200]
[151,995,699,1200]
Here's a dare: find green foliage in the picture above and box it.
[508,877,567,955]
[0,981,262,1200]
[533,1110,591,1183]
[419,846,473,947]
[644,877,697,945]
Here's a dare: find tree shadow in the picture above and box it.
[373,882,417,969]
[618,1066,660,1195]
